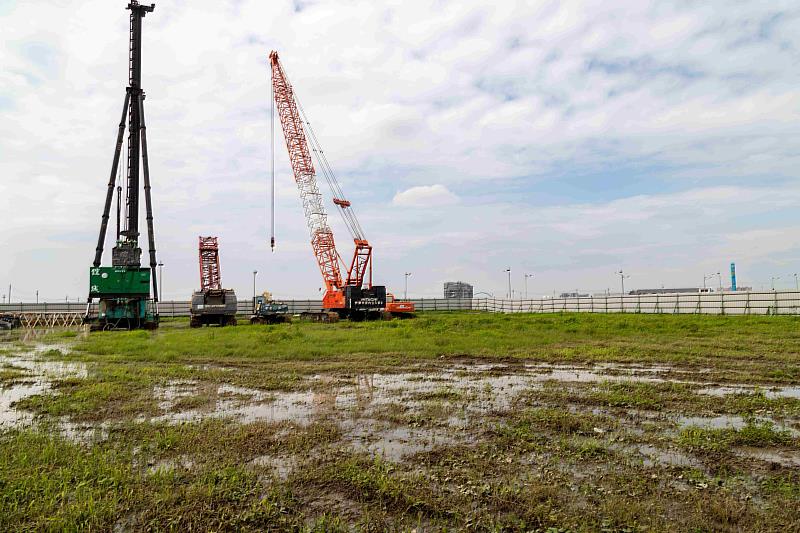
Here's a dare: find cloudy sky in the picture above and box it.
[1,0,799,301]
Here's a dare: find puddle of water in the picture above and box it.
[676,415,800,436]
[697,385,800,400]
[127,361,800,433]
[734,447,800,467]
[0,345,87,430]
[0,382,49,427]
[0,328,87,344]
[343,419,460,462]
[249,455,295,480]
[147,455,195,474]
[523,363,678,385]
[636,444,702,468]
[154,380,199,411]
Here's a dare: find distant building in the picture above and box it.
[628,288,701,295]
[559,292,590,298]
[629,287,753,295]
[444,281,473,299]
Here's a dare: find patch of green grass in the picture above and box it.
[494,407,612,450]
[66,313,800,380]
[678,420,795,454]
[563,436,610,459]
[16,377,153,421]
[0,429,134,530]
[722,391,800,416]
[414,385,464,402]
[590,380,697,410]
[0,364,28,383]
[760,473,800,498]
[298,453,445,519]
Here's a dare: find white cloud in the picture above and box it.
[1,1,799,300]
[392,184,459,208]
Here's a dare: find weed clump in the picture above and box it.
[678,420,794,454]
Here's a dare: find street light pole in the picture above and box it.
[404,272,411,300]
[253,270,258,303]
[36,290,39,304]
[158,262,164,301]
[617,270,629,295]
[505,268,511,299]
[771,276,780,291]
[794,273,798,291]
[524,273,533,299]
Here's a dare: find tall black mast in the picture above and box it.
[91,1,159,300]
[124,0,152,243]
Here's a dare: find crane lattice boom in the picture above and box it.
[198,236,222,291]
[269,51,344,293]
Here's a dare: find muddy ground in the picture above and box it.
[1,317,799,531]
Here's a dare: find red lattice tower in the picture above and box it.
[198,236,222,291]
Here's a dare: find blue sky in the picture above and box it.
[1,0,800,301]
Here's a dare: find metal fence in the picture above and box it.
[472,291,800,315]
[1,291,798,317]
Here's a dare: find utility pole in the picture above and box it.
[7,284,10,303]
[524,273,533,299]
[404,272,411,300]
[505,268,511,299]
[771,276,780,290]
[703,273,718,289]
[36,290,39,304]
[717,272,722,291]
[794,273,798,291]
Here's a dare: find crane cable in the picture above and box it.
[302,113,366,240]
[292,91,366,242]
[270,72,275,251]
[271,61,366,255]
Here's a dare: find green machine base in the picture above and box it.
[85,267,159,331]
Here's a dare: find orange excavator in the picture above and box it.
[268,51,414,319]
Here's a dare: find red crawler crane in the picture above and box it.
[190,236,237,327]
[268,51,414,318]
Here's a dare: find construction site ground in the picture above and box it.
[1,312,799,531]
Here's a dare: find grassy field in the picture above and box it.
[1,312,799,530]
